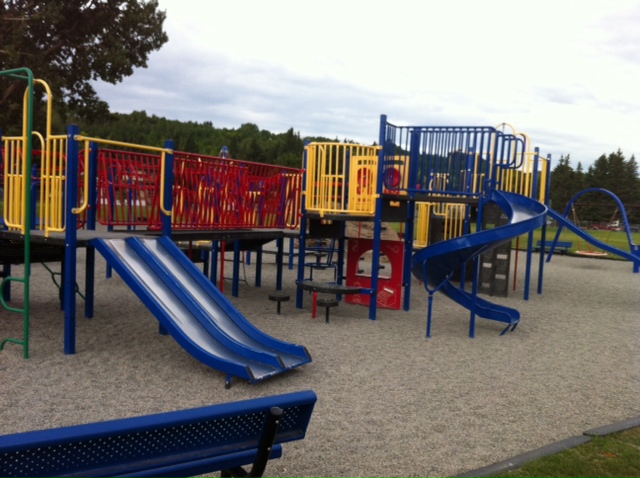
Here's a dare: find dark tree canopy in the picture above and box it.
[549,150,640,224]
[0,0,167,133]
[549,154,582,212]
[81,111,328,169]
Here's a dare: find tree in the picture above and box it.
[0,0,168,133]
[576,150,640,223]
[549,154,583,212]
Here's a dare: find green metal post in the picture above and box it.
[0,67,34,358]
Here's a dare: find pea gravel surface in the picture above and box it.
[1,247,638,477]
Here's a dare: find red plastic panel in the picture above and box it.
[345,238,404,310]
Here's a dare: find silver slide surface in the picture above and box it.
[93,236,311,385]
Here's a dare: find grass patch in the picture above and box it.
[487,428,640,477]
[515,227,638,257]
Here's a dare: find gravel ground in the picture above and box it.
[1,247,639,477]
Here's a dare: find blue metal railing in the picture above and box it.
[379,115,527,198]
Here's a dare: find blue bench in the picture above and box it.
[535,240,573,254]
[0,390,317,477]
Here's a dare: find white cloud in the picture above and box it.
[93,0,640,168]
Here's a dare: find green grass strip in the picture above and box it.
[489,428,640,477]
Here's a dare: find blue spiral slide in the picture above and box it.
[92,236,311,386]
[412,190,547,336]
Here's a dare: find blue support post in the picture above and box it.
[288,236,295,270]
[161,140,174,238]
[468,256,479,338]
[337,227,346,285]
[538,150,552,294]
[64,125,80,355]
[254,248,262,288]
[296,144,310,309]
[296,218,307,308]
[366,116,395,320]
[402,204,414,312]
[210,241,219,286]
[158,138,173,333]
[524,148,542,300]
[84,141,99,319]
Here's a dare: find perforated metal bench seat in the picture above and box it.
[0,390,317,478]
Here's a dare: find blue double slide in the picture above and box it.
[92,236,311,386]
[412,190,547,336]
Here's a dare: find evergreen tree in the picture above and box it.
[549,155,578,212]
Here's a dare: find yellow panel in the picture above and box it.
[305,143,380,217]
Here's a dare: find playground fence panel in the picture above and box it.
[96,148,162,229]
[94,148,304,231]
[414,202,467,248]
[414,202,433,248]
[1,136,86,236]
[172,153,303,230]
[381,122,500,197]
[2,136,28,232]
[381,118,550,204]
[234,159,303,229]
[39,135,69,235]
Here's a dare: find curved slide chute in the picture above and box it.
[92,236,311,386]
[412,190,547,337]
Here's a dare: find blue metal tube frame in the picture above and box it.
[295,145,309,309]
[64,124,80,354]
[84,141,99,319]
[523,148,541,300]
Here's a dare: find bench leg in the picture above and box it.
[221,406,283,478]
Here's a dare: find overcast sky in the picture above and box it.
[94,0,640,169]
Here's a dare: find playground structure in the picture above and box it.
[295,119,551,335]
[3,68,640,382]
[294,118,640,336]
[0,69,310,387]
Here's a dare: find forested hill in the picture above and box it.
[82,110,351,168]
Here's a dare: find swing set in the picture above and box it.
[555,188,636,261]
[570,205,619,257]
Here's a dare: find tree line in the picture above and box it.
[81,110,343,169]
[549,151,640,224]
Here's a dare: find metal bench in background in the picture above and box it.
[535,240,573,255]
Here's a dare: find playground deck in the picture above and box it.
[0,227,288,247]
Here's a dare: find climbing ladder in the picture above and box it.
[0,68,37,358]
